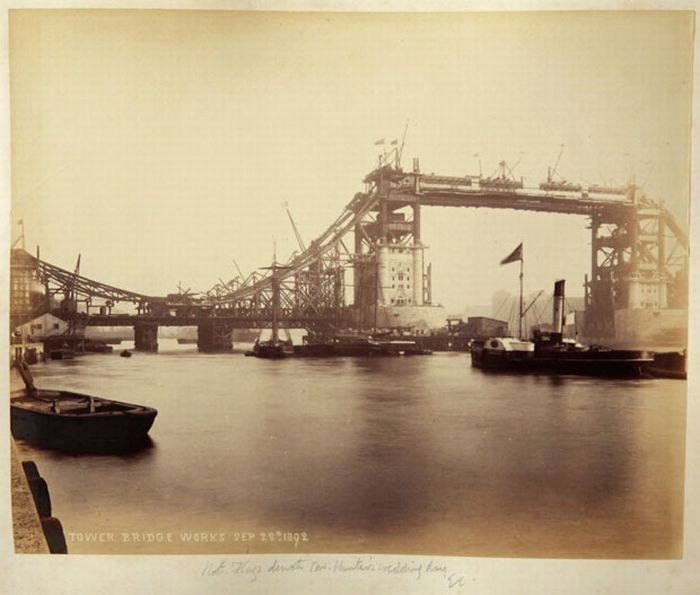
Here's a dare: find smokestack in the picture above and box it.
[553,279,565,334]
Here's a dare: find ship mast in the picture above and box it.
[519,257,524,340]
[271,271,280,343]
[261,241,291,345]
[499,242,525,338]
[271,240,279,343]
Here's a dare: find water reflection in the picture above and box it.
[352,359,431,534]
[17,341,686,557]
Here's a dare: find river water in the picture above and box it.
[15,339,686,558]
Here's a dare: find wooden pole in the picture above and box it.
[519,257,524,340]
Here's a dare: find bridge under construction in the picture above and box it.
[10,153,689,352]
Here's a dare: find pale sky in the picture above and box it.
[9,10,693,311]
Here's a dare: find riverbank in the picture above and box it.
[10,366,55,553]
[10,438,50,554]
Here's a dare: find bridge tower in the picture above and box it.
[586,193,688,339]
[353,162,437,329]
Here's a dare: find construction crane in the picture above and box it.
[285,205,306,253]
[65,253,82,335]
[69,254,81,306]
[540,145,583,192]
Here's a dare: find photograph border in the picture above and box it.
[1,1,698,593]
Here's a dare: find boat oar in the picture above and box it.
[15,361,38,398]
[15,361,94,405]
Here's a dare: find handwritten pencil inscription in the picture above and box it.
[201,556,468,590]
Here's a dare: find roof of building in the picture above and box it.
[467,316,508,324]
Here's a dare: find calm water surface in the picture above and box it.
[16,339,686,557]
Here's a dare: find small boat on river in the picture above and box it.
[374,339,432,356]
[11,363,157,453]
[252,339,295,359]
[49,348,75,360]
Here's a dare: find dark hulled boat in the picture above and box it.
[291,333,433,357]
[11,390,157,453]
[649,350,687,379]
[375,339,433,356]
[11,363,157,453]
[49,348,75,360]
[330,333,384,357]
[292,340,337,357]
[252,339,295,359]
[470,280,654,378]
[470,336,654,378]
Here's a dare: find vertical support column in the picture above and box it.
[424,262,432,305]
[332,266,344,327]
[377,242,390,307]
[412,201,421,242]
[379,199,389,242]
[657,216,667,308]
[590,216,599,287]
[197,321,233,353]
[587,216,614,338]
[354,223,363,309]
[627,212,641,309]
[134,323,158,352]
[412,243,424,306]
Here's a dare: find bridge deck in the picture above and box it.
[83,314,333,328]
[417,189,637,216]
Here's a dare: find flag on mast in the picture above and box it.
[374,138,385,146]
[500,242,523,265]
[390,139,398,145]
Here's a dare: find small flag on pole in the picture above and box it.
[500,242,523,265]
[390,139,398,145]
[374,138,385,146]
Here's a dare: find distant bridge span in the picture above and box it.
[214,164,688,335]
[11,160,689,349]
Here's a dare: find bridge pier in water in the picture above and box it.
[134,323,159,352]
[197,321,233,353]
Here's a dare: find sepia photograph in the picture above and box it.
[2,3,698,593]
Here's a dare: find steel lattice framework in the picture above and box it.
[10,161,689,340]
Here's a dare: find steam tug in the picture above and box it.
[470,280,654,378]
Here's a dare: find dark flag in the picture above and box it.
[500,242,523,265]
[390,139,398,145]
[374,138,385,146]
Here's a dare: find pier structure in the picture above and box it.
[9,155,689,345]
[134,323,159,352]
